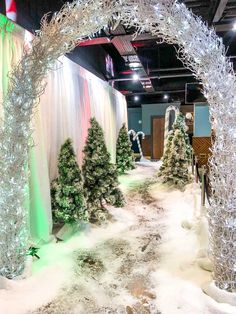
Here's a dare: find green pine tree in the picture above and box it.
[51,138,88,224]
[159,113,192,187]
[82,118,124,221]
[172,113,192,162]
[159,130,174,174]
[159,129,191,187]
[116,123,135,174]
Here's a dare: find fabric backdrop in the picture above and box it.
[0,15,127,244]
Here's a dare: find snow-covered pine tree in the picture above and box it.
[116,123,135,174]
[160,112,192,173]
[82,118,124,221]
[159,129,191,186]
[173,113,192,162]
[51,138,88,224]
[158,130,174,174]
[159,113,191,187]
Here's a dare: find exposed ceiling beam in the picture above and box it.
[213,0,228,23]
[109,73,193,82]
[78,37,111,46]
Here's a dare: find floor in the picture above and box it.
[0,163,236,314]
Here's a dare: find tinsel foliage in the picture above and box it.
[116,123,135,174]
[82,118,124,221]
[51,139,88,224]
[159,113,192,187]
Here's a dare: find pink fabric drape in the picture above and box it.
[1,18,127,243]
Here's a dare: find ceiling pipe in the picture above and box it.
[151,67,188,72]
[159,73,193,79]
[126,89,185,96]
[109,73,193,82]
[109,76,159,82]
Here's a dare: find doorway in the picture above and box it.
[151,116,165,160]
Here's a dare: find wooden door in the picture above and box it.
[152,116,165,160]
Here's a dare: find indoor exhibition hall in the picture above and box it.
[0,0,236,313]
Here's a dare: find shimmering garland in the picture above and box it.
[1,0,235,292]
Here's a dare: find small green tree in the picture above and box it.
[159,113,192,187]
[159,129,191,187]
[116,123,135,174]
[159,130,174,174]
[51,139,88,224]
[82,118,124,221]
[173,113,192,162]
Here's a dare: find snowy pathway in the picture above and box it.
[149,182,236,314]
[0,164,160,314]
[31,163,162,314]
[1,164,236,314]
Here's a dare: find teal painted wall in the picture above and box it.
[194,103,211,136]
[142,103,180,135]
[128,108,142,132]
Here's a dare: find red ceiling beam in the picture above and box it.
[78,37,111,46]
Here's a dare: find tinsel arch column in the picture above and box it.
[118,0,236,292]
[1,0,236,293]
[0,0,117,279]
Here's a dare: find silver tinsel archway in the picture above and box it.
[1,0,236,292]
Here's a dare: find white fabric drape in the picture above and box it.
[0,16,127,244]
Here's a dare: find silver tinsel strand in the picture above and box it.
[1,0,236,292]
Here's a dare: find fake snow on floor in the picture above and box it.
[0,163,236,314]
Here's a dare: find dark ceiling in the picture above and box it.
[2,0,236,107]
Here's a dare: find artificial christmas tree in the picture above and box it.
[82,118,124,222]
[51,138,87,224]
[159,129,191,186]
[116,123,135,174]
[159,113,192,187]
[159,130,174,174]
[173,113,192,162]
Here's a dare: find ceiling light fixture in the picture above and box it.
[132,73,140,81]
[129,62,141,69]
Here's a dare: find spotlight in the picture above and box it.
[134,95,140,102]
[132,73,140,81]
[233,22,236,31]
[163,94,169,100]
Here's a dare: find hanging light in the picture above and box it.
[132,73,140,81]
